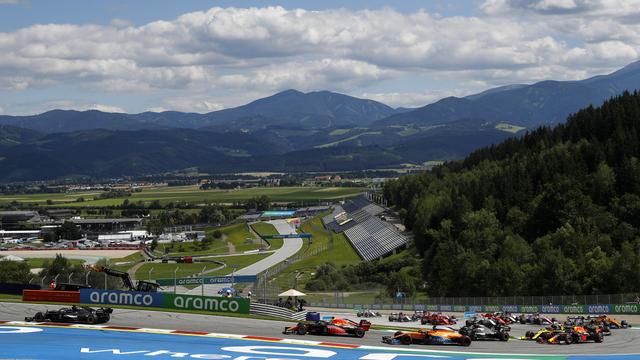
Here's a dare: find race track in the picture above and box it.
[2,301,640,357]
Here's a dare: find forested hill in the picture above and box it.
[383,91,640,297]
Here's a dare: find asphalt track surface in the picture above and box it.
[188,220,303,296]
[3,302,640,357]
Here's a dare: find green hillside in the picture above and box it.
[384,91,640,297]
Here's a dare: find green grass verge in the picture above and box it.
[269,215,360,290]
[250,222,283,250]
[0,186,363,207]
[23,258,86,269]
[134,253,270,280]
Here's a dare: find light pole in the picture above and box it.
[40,276,46,288]
[54,274,60,287]
[68,272,74,284]
[148,267,154,282]
[200,266,207,297]
[85,271,91,286]
[173,266,180,294]
[104,272,107,289]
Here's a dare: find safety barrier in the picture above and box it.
[77,289,250,314]
[309,302,640,314]
[0,283,40,295]
[23,290,80,303]
[250,302,307,320]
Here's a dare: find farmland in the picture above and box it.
[0,186,363,207]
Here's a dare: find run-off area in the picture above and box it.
[0,325,638,360]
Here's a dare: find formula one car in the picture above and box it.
[482,312,515,325]
[283,318,371,338]
[357,309,381,318]
[25,306,113,324]
[459,323,510,341]
[592,315,630,329]
[389,312,413,322]
[464,316,501,329]
[383,326,471,346]
[520,323,565,341]
[535,326,604,345]
[517,313,554,325]
[421,313,457,325]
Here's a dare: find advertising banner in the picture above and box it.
[611,303,640,314]
[587,304,611,314]
[155,275,258,287]
[164,293,249,314]
[501,305,519,312]
[483,305,500,312]
[541,304,562,313]
[23,290,80,303]
[520,305,540,313]
[561,304,586,313]
[453,305,466,312]
[80,289,164,308]
[467,305,483,313]
[424,304,438,311]
[439,305,452,312]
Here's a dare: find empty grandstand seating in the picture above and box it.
[324,196,408,261]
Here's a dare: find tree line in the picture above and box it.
[384,91,640,297]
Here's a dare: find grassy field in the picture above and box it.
[250,222,283,250]
[0,186,363,207]
[269,215,360,290]
[23,258,86,268]
[134,253,269,280]
[157,223,261,256]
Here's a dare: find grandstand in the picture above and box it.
[323,196,408,261]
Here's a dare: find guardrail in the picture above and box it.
[250,302,307,321]
[308,302,640,314]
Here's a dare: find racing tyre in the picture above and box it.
[594,333,603,343]
[536,337,546,344]
[564,335,573,345]
[87,314,96,324]
[500,332,509,341]
[103,314,110,323]
[622,321,629,328]
[34,312,45,322]
[465,320,473,327]
[525,330,534,339]
[355,328,365,338]
[400,335,412,345]
[296,323,307,335]
[461,336,471,347]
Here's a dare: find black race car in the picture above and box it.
[458,323,510,341]
[25,306,113,324]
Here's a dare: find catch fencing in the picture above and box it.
[306,293,640,314]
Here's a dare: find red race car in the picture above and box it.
[421,313,457,325]
[283,318,371,338]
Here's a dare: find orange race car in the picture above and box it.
[593,315,630,329]
[382,326,472,346]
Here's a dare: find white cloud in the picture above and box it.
[0,4,639,113]
[0,105,4,114]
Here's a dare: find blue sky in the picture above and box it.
[0,0,638,115]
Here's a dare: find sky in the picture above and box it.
[0,0,639,115]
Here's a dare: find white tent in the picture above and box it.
[278,289,306,297]
[1,255,25,262]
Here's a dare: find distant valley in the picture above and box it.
[1,60,640,182]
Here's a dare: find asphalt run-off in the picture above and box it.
[1,322,639,360]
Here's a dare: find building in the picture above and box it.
[0,211,41,230]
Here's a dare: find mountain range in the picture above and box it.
[1,60,639,181]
